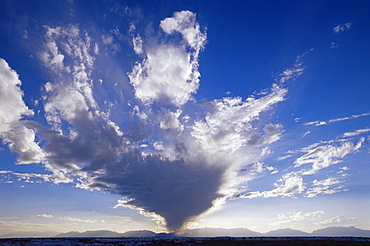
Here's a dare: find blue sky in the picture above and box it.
[0,0,369,237]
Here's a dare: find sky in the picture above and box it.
[0,0,369,237]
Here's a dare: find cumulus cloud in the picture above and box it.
[160,10,206,51]
[0,58,44,164]
[128,11,205,107]
[0,11,308,232]
[0,59,33,133]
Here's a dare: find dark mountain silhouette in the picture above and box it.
[56,230,121,237]
[263,228,310,237]
[178,227,261,237]
[121,230,157,237]
[312,226,370,237]
[0,231,57,238]
[45,226,370,238]
[55,230,156,238]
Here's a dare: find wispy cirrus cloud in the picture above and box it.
[60,216,95,223]
[278,48,312,83]
[304,113,369,127]
[245,129,364,200]
[342,128,370,138]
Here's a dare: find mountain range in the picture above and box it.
[53,226,369,238]
[2,226,369,238]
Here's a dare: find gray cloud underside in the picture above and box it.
[0,11,316,231]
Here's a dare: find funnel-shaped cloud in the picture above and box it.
[0,11,304,231]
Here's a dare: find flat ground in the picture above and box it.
[0,237,369,246]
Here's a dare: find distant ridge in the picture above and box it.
[263,228,310,237]
[51,226,370,238]
[178,227,262,237]
[312,226,370,237]
[55,230,156,238]
[0,231,58,238]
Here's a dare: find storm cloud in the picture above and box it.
[1,11,299,231]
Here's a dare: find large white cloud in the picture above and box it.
[129,45,200,106]
[0,58,33,133]
[0,11,309,232]
[0,58,44,164]
[129,11,205,107]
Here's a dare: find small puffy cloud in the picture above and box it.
[264,172,305,197]
[160,10,206,51]
[37,214,53,218]
[2,124,44,164]
[333,22,352,33]
[330,42,339,49]
[132,35,143,54]
[305,177,344,198]
[318,215,357,226]
[269,210,324,226]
